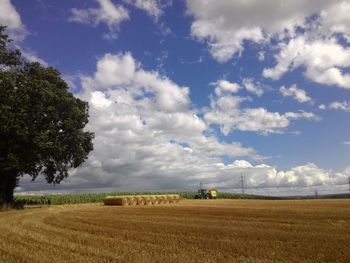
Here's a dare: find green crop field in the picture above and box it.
[13,192,279,206]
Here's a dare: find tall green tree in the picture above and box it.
[0,26,94,206]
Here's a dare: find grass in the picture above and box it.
[0,199,349,262]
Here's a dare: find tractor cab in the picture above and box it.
[195,188,217,199]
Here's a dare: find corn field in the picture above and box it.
[14,192,278,206]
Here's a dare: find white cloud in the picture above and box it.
[204,94,318,135]
[317,101,350,111]
[21,48,48,67]
[19,158,348,195]
[329,101,350,112]
[45,52,263,192]
[123,0,163,19]
[258,51,265,61]
[260,1,350,89]
[186,0,335,62]
[214,80,240,96]
[318,104,326,110]
[279,84,312,103]
[69,0,129,39]
[320,1,350,42]
[231,160,253,168]
[90,91,113,109]
[263,37,350,89]
[133,70,190,113]
[82,52,190,113]
[186,1,350,90]
[0,0,48,66]
[14,52,345,195]
[0,0,26,40]
[93,52,136,87]
[0,0,21,29]
[242,78,264,97]
[213,162,348,190]
[344,141,350,145]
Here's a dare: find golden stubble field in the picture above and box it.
[0,199,349,263]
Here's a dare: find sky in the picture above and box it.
[1,0,350,196]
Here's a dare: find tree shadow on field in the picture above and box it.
[0,200,25,211]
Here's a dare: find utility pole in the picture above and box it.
[240,172,245,194]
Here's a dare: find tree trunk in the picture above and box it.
[0,170,19,207]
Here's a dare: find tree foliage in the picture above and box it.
[0,26,94,206]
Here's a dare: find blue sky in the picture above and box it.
[2,0,350,195]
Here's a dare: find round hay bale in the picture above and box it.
[120,196,130,206]
[163,195,173,204]
[149,195,158,205]
[161,195,169,204]
[103,196,115,205]
[155,195,164,204]
[126,196,137,206]
[141,195,152,205]
[175,195,181,203]
[103,196,128,206]
[135,196,145,205]
[153,195,162,204]
[172,194,181,203]
[168,195,177,203]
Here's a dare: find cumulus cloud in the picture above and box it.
[213,162,348,191]
[0,0,26,40]
[319,101,350,112]
[263,37,350,89]
[186,0,335,62]
[318,104,326,110]
[19,158,348,196]
[28,52,261,192]
[242,78,264,97]
[0,0,21,29]
[279,84,312,103]
[329,101,350,112]
[204,93,317,135]
[20,48,48,66]
[260,1,350,89]
[186,1,350,90]
[0,0,49,66]
[213,78,264,97]
[16,52,347,195]
[320,1,350,42]
[214,80,240,96]
[69,0,129,39]
[123,0,165,19]
[258,51,265,61]
[92,52,136,87]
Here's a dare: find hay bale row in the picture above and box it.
[103,194,182,206]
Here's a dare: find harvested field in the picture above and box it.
[0,199,349,263]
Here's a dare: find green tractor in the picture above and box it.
[194,188,218,199]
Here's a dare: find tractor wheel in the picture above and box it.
[206,194,210,199]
